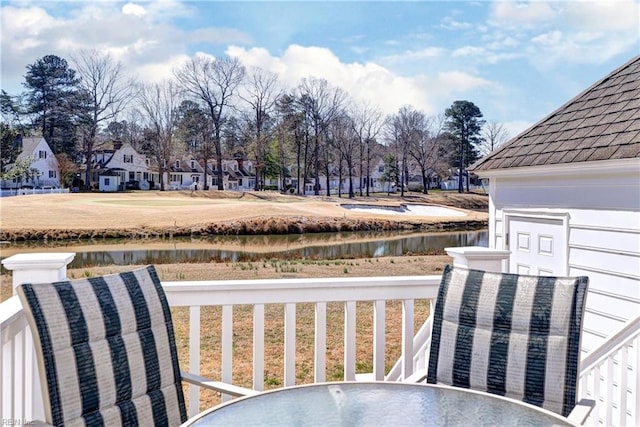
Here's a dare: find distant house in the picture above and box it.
[92,142,153,190]
[98,169,123,192]
[470,55,640,354]
[167,158,203,190]
[1,137,60,189]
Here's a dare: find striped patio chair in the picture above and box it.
[427,265,590,419]
[16,265,254,427]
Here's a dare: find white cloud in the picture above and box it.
[564,0,639,32]
[0,2,251,95]
[452,46,486,58]
[532,30,563,46]
[226,44,495,117]
[122,3,146,17]
[440,17,473,30]
[489,1,556,28]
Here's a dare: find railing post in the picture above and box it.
[445,246,510,273]
[1,253,74,424]
[2,252,75,294]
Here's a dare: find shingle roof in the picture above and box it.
[471,56,640,171]
[16,137,43,160]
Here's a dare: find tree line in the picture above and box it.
[0,51,510,195]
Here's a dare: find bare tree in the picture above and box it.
[72,49,135,190]
[350,101,383,196]
[275,93,305,194]
[297,78,346,196]
[408,114,449,194]
[329,111,359,198]
[386,105,423,197]
[481,120,510,154]
[138,80,182,191]
[239,67,281,190]
[175,55,245,190]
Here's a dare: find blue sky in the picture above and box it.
[1,0,638,139]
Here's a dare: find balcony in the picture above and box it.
[1,250,638,426]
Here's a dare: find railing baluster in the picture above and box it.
[284,303,296,386]
[8,333,16,420]
[188,306,200,415]
[314,303,327,383]
[221,305,233,402]
[253,304,265,391]
[344,301,356,381]
[607,352,615,426]
[402,299,415,379]
[631,336,639,427]
[373,300,385,381]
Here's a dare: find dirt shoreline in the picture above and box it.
[0,191,489,242]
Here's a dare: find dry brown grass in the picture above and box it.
[0,190,488,240]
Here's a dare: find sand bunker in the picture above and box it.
[341,204,466,217]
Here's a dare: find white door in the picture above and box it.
[507,216,567,276]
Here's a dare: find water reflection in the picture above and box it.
[1,230,487,269]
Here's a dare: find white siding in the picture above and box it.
[488,166,640,356]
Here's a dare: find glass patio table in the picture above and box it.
[182,381,579,426]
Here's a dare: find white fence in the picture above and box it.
[1,188,69,197]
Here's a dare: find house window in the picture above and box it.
[49,171,56,178]
[232,164,238,171]
[124,154,133,163]
[143,172,149,180]
[39,150,47,159]
[105,178,110,186]
[222,164,228,172]
[145,158,150,166]
[190,160,196,169]
[175,160,180,168]
[239,178,243,186]
[162,159,167,168]
[129,172,135,180]
[378,166,384,173]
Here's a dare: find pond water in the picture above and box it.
[0,229,488,269]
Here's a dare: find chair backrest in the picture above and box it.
[17,266,187,426]
[427,265,588,417]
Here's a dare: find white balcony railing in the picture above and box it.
[2,251,639,426]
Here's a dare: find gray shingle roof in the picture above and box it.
[471,56,640,171]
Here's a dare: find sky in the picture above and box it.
[1,0,639,139]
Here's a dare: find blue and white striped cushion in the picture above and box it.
[427,265,588,417]
[17,266,186,427]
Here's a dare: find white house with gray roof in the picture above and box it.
[1,136,60,189]
[471,55,639,426]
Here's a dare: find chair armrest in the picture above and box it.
[567,399,595,425]
[181,371,259,397]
